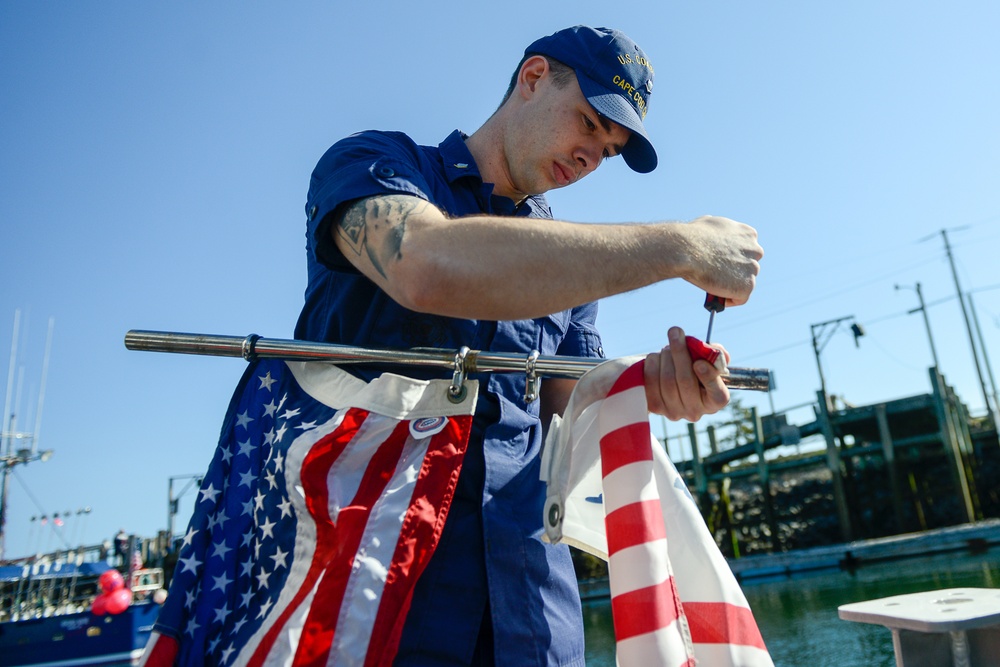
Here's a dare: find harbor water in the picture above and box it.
[582,548,1000,666]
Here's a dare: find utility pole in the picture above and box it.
[967,292,1000,419]
[937,228,997,430]
[167,474,203,549]
[810,316,864,543]
[810,315,865,409]
[895,282,940,369]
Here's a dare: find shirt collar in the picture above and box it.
[439,130,482,183]
[438,129,551,218]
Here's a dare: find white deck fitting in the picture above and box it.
[839,588,1000,667]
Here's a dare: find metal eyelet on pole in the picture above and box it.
[448,346,470,403]
[524,349,541,403]
[242,334,261,362]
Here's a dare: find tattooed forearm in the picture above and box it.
[336,195,427,280]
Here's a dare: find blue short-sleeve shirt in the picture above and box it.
[294,130,603,666]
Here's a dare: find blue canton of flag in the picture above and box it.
[153,358,339,665]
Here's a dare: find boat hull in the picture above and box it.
[0,602,159,667]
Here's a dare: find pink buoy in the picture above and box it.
[105,587,132,614]
[91,592,109,615]
[98,569,125,592]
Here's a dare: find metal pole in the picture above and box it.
[167,477,174,547]
[967,292,1000,420]
[915,283,941,369]
[941,229,995,425]
[123,330,771,392]
[811,326,829,408]
[29,318,54,456]
[810,316,857,409]
[166,474,203,548]
[0,458,11,560]
[3,310,20,459]
[897,282,941,369]
[809,316,858,543]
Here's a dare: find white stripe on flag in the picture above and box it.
[606,538,670,595]
[616,622,693,667]
[690,641,775,666]
[331,434,432,666]
[325,415,400,521]
[601,460,659,514]
[594,383,647,434]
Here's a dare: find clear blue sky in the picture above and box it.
[2,2,998,559]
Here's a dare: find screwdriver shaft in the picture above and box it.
[703,294,725,344]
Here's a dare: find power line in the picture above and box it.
[726,255,942,332]
[609,224,1000,359]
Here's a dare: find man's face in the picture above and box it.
[504,67,632,199]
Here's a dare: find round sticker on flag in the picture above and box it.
[409,416,449,439]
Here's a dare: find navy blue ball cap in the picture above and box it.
[525,26,657,173]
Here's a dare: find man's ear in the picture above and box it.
[517,55,550,99]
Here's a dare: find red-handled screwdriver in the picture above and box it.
[704,294,725,344]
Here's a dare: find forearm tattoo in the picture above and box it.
[337,195,424,279]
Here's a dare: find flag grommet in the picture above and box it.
[547,502,561,528]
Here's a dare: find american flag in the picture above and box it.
[142,358,476,667]
[131,547,145,572]
[542,357,773,667]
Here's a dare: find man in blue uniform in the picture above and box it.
[295,25,762,666]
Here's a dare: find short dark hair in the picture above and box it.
[497,55,576,108]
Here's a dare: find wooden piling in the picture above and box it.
[817,390,853,542]
[930,368,976,523]
[874,403,907,533]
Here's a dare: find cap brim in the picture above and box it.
[576,73,657,174]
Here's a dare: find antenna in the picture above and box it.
[2,309,20,456]
[30,318,54,454]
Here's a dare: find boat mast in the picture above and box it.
[0,312,56,560]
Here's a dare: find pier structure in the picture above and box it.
[670,366,999,560]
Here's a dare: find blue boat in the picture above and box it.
[0,545,165,667]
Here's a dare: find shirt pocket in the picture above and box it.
[536,311,570,356]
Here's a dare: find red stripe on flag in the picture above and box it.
[605,499,666,556]
[609,577,683,641]
[684,601,768,650]
[139,632,179,667]
[246,408,368,667]
[599,422,654,477]
[296,419,412,666]
[365,415,474,667]
[605,360,646,397]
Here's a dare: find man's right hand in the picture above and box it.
[676,215,763,307]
